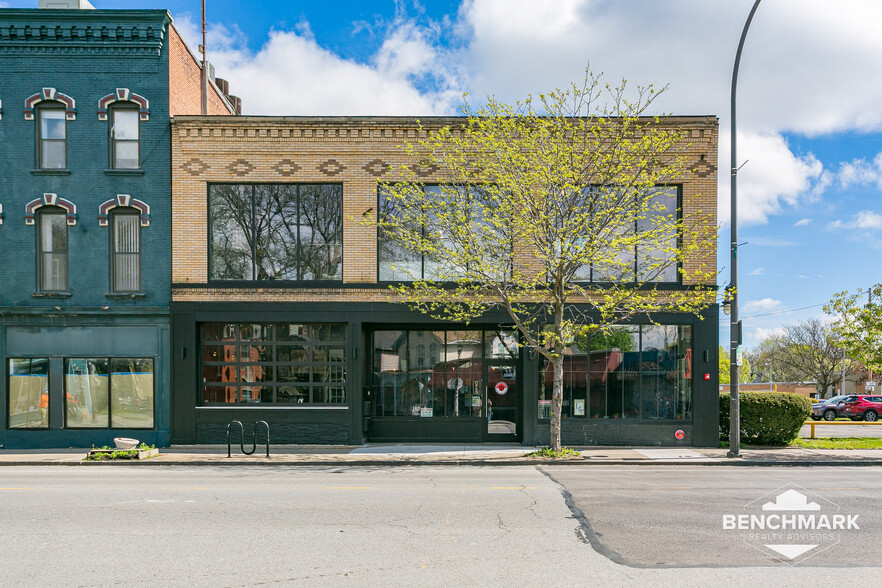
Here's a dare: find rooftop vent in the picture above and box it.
[39,0,96,8]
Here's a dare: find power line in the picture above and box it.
[738,303,826,320]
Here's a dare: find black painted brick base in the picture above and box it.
[196,423,349,445]
[537,420,693,446]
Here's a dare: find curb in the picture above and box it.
[3,458,882,467]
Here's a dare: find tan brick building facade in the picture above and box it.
[168,115,721,447]
[170,115,717,299]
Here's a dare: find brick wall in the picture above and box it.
[167,23,234,117]
[0,10,173,308]
[170,116,718,302]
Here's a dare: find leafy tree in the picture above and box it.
[826,284,882,376]
[376,68,717,451]
[573,329,637,353]
[719,345,751,384]
[748,319,857,397]
[744,337,804,383]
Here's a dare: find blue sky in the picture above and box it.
[8,1,881,351]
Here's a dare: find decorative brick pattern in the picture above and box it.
[272,159,301,176]
[182,157,209,176]
[318,158,345,177]
[362,158,390,177]
[226,159,254,176]
[410,160,439,177]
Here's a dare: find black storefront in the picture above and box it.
[169,301,719,447]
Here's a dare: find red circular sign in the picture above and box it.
[675,429,685,440]
[495,382,508,395]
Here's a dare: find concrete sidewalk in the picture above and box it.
[1,444,881,466]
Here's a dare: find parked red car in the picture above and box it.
[841,395,882,421]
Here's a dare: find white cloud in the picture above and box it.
[793,218,811,227]
[174,0,882,225]
[837,152,882,189]
[747,267,765,276]
[458,0,882,225]
[724,132,825,225]
[827,210,882,230]
[743,298,783,314]
[174,14,461,115]
[752,326,787,341]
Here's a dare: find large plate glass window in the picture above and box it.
[64,358,154,429]
[7,358,50,429]
[577,186,680,283]
[378,185,493,281]
[209,184,342,282]
[201,323,347,405]
[537,324,692,420]
[369,330,521,419]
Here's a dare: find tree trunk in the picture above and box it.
[550,356,564,452]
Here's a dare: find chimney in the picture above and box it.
[39,0,95,8]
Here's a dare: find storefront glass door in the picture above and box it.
[486,361,518,441]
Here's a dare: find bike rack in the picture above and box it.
[227,420,270,458]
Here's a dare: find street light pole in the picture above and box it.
[728,0,762,458]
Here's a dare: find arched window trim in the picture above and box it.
[25,193,77,226]
[98,195,151,227]
[24,88,76,121]
[97,89,150,121]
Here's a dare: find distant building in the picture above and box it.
[0,4,235,449]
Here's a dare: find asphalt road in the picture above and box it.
[544,465,882,568]
[0,466,879,587]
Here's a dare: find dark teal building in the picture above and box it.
[0,6,235,449]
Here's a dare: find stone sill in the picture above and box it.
[104,169,145,176]
[105,292,147,299]
[30,169,71,175]
[31,291,72,298]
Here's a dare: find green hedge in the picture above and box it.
[719,392,812,445]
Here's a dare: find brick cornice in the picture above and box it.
[0,10,169,57]
[170,116,719,144]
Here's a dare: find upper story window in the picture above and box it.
[37,208,68,292]
[111,210,141,292]
[572,186,680,284]
[110,107,140,169]
[37,104,66,169]
[379,184,492,281]
[209,184,343,282]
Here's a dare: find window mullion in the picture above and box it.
[251,185,257,281]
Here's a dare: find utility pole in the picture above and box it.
[200,0,208,115]
[728,0,762,458]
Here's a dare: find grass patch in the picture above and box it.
[790,438,882,450]
[526,447,583,459]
